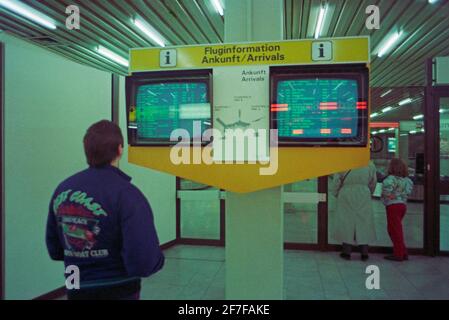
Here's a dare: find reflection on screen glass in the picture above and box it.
[274,78,360,139]
[135,82,211,140]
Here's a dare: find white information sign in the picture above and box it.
[213,65,270,162]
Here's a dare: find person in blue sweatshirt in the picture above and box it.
[46,120,164,300]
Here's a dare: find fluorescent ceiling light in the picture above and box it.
[429,0,438,3]
[314,3,328,39]
[382,106,393,113]
[379,129,386,133]
[372,131,378,135]
[211,0,224,16]
[410,130,417,134]
[400,133,408,136]
[380,89,393,98]
[388,128,395,131]
[96,46,129,67]
[413,114,424,120]
[370,112,379,118]
[0,0,57,29]
[134,18,165,47]
[398,98,413,106]
[378,31,403,58]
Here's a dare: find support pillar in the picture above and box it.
[224,0,284,300]
[399,130,409,162]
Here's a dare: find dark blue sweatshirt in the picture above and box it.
[46,165,164,298]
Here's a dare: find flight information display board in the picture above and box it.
[126,70,212,145]
[274,78,358,138]
[271,65,369,146]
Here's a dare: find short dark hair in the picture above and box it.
[388,158,409,178]
[83,120,124,167]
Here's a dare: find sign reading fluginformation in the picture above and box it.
[130,37,369,72]
[202,44,284,64]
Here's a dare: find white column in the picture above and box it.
[224,0,284,300]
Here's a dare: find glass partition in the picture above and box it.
[439,97,449,251]
[178,179,221,240]
[283,179,318,244]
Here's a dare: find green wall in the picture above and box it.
[2,33,111,299]
[1,33,176,300]
[118,76,176,245]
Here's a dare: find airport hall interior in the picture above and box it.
[1,0,449,301]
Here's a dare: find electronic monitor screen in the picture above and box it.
[388,137,397,153]
[270,65,369,146]
[126,70,212,145]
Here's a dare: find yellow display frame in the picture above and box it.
[127,37,371,193]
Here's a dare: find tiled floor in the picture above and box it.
[140,245,449,300]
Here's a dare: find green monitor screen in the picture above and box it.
[126,70,212,145]
[388,137,397,153]
[270,65,369,146]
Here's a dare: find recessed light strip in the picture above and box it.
[211,0,224,16]
[382,106,393,113]
[96,46,129,67]
[0,0,57,29]
[134,18,165,47]
[314,3,328,39]
[378,31,402,58]
[398,98,413,106]
[380,89,392,98]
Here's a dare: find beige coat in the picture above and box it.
[331,163,377,245]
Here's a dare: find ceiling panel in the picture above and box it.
[285,0,449,119]
[0,0,225,73]
[1,0,448,117]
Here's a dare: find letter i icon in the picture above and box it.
[165,52,171,65]
[319,44,324,58]
[160,49,177,67]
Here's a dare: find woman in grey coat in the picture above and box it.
[331,162,377,261]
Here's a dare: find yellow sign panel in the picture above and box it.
[127,37,370,193]
[128,146,370,193]
[129,37,369,72]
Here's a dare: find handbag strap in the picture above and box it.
[340,170,351,188]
